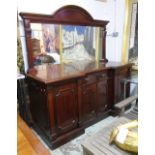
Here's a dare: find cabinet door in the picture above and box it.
[79,83,97,125]
[97,79,109,116]
[28,80,51,138]
[54,83,78,135]
[114,67,131,103]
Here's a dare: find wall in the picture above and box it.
[18,0,126,72]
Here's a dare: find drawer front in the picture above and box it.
[116,67,130,76]
[55,83,76,94]
[96,72,108,81]
[79,83,97,125]
[78,74,96,85]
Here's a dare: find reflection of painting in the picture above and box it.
[42,24,60,54]
[62,25,99,62]
[64,60,96,74]
[30,23,100,65]
[30,23,61,65]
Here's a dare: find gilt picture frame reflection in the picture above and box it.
[128,2,138,63]
[30,23,100,65]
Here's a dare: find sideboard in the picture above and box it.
[20,5,132,149]
[26,61,132,149]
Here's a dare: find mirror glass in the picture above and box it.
[30,23,102,65]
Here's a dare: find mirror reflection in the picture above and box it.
[30,23,102,66]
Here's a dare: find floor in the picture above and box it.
[32,115,118,155]
[17,115,51,155]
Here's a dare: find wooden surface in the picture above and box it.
[27,61,132,84]
[114,95,138,109]
[82,117,137,155]
[19,4,133,150]
[26,61,132,149]
[17,115,50,155]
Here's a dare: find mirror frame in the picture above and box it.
[20,5,109,68]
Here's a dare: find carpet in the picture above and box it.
[49,116,117,155]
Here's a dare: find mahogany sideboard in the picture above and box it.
[26,61,132,149]
[19,5,132,149]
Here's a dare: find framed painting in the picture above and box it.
[128,3,138,63]
[122,0,138,69]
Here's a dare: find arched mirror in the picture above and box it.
[20,5,109,68]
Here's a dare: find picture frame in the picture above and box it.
[122,0,138,66]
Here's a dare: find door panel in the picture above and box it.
[54,83,78,135]
[80,83,97,124]
[97,79,108,116]
[114,67,131,103]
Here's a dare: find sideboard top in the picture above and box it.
[27,61,132,84]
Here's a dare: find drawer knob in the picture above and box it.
[72,120,75,123]
[104,104,108,109]
[91,110,95,114]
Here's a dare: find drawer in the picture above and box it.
[116,67,130,75]
[78,74,96,85]
[54,83,76,93]
[96,72,108,81]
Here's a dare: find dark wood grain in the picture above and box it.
[53,82,78,135]
[27,61,132,149]
[20,5,133,149]
[27,61,132,84]
[114,67,131,103]
[96,74,109,116]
